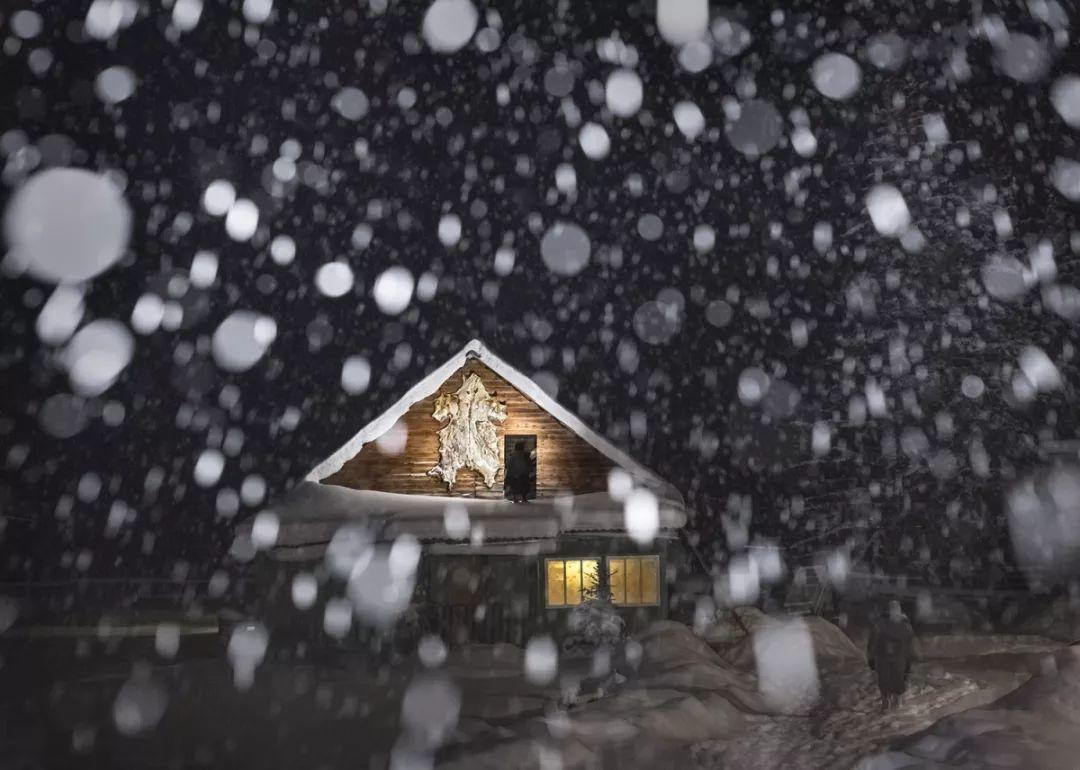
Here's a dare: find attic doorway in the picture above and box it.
[503,434,537,501]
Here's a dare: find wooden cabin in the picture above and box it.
[250,340,690,646]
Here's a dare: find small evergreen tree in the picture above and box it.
[564,582,625,654]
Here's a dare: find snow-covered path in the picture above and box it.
[691,662,1028,769]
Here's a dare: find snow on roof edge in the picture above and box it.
[305,339,679,500]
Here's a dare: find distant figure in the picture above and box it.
[867,600,918,711]
[505,441,531,503]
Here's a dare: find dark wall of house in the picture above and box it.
[245,535,693,650]
[322,359,617,499]
[418,536,692,644]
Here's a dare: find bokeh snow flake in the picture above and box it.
[981,254,1029,301]
[865,184,911,237]
[442,502,470,539]
[130,293,164,335]
[171,0,203,31]
[656,0,707,46]
[995,33,1049,83]
[605,69,643,117]
[323,597,353,639]
[0,597,20,635]
[154,623,180,658]
[421,0,478,54]
[811,53,862,100]
[400,675,461,752]
[340,355,372,395]
[1051,157,1080,201]
[193,448,225,488]
[211,311,276,372]
[4,168,132,284]
[242,0,273,25]
[64,320,134,396]
[1050,75,1080,129]
[325,525,373,579]
[373,267,415,314]
[1017,346,1061,393]
[417,635,448,668]
[250,510,280,550]
[866,32,908,71]
[578,122,611,159]
[540,221,591,277]
[524,635,559,684]
[437,213,462,247]
[347,537,419,627]
[753,617,820,713]
[11,9,43,39]
[673,101,705,140]
[37,286,85,345]
[85,0,137,41]
[624,487,659,545]
[726,99,783,157]
[227,622,269,690]
[737,367,771,406]
[95,66,137,104]
[224,198,259,241]
[332,87,369,121]
[202,180,235,217]
[112,672,168,736]
[269,235,296,265]
[291,572,318,610]
[315,261,355,298]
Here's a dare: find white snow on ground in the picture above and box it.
[434,620,1066,770]
[8,620,1071,770]
[857,646,1080,769]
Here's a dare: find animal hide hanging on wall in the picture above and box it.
[428,373,507,490]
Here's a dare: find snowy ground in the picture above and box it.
[0,623,1073,769]
[691,657,1027,768]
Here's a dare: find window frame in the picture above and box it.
[543,556,601,609]
[543,555,662,609]
[606,554,662,608]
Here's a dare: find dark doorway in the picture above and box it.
[503,434,537,501]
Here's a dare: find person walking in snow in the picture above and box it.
[867,600,918,711]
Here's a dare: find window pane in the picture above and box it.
[547,560,565,606]
[609,559,625,604]
[642,556,659,605]
[625,557,641,605]
[565,560,582,605]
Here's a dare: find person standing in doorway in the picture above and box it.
[505,441,531,503]
[867,600,918,712]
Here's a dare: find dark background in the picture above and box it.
[1,0,1078,590]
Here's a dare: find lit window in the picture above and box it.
[545,558,600,607]
[608,555,660,607]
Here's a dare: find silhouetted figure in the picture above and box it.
[505,441,531,503]
[868,600,918,711]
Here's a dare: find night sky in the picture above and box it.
[2,0,1079,588]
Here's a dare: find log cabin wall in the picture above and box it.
[322,359,617,498]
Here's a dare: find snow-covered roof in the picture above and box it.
[254,482,687,554]
[305,338,679,499]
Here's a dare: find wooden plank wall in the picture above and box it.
[322,359,617,499]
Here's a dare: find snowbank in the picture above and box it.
[1006,594,1080,643]
[857,646,1080,768]
[634,621,771,713]
[723,614,866,672]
